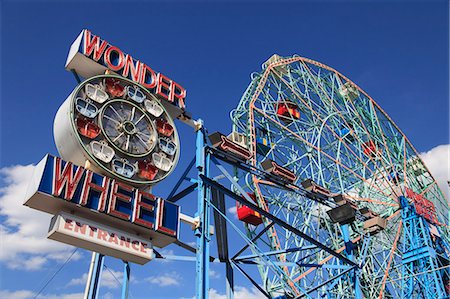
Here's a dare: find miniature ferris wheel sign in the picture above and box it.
[54,75,180,186]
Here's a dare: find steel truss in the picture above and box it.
[79,55,450,299]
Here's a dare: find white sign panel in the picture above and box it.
[48,212,153,265]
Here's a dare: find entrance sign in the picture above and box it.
[48,212,153,265]
[66,29,186,117]
[24,154,180,248]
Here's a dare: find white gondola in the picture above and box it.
[144,99,164,117]
[112,158,137,178]
[90,140,115,163]
[159,137,177,156]
[75,97,99,118]
[152,152,172,172]
[126,85,146,103]
[85,83,109,104]
[338,82,359,101]
[227,131,248,149]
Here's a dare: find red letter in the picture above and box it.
[120,236,131,248]
[108,180,133,221]
[139,64,157,89]
[53,157,84,201]
[64,219,73,230]
[122,55,142,82]
[79,171,110,210]
[104,46,125,71]
[97,229,108,241]
[131,240,140,251]
[140,242,148,253]
[170,81,186,109]
[156,73,172,101]
[74,222,87,234]
[132,190,158,229]
[83,30,108,61]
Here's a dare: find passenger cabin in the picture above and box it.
[333,194,348,206]
[301,179,331,197]
[76,117,101,139]
[359,207,387,235]
[363,216,387,235]
[336,126,355,142]
[208,131,252,161]
[261,159,296,183]
[256,127,272,156]
[338,82,359,101]
[236,193,263,226]
[362,140,382,158]
[276,100,300,123]
[327,203,356,225]
[388,171,401,185]
[138,160,158,180]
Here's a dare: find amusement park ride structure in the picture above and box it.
[24,30,449,299]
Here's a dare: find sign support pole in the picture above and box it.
[121,261,130,299]
[195,120,211,299]
[84,252,104,299]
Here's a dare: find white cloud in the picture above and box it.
[0,165,83,270]
[0,290,83,299]
[144,272,181,287]
[67,269,125,289]
[420,144,450,202]
[0,290,34,299]
[209,269,220,279]
[182,286,263,299]
[228,206,237,218]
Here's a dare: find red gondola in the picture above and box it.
[156,118,174,137]
[105,77,125,97]
[138,160,159,180]
[276,101,300,123]
[362,140,381,158]
[76,117,101,139]
[236,193,263,226]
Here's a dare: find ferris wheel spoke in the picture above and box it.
[109,105,124,122]
[103,115,121,125]
[377,219,402,299]
[112,132,125,142]
[129,106,136,122]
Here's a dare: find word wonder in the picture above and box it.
[66,29,186,109]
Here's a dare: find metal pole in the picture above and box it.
[195,120,211,299]
[225,261,234,299]
[84,252,104,299]
[341,224,362,299]
[121,261,130,299]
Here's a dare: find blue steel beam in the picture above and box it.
[200,174,358,268]
[195,122,211,299]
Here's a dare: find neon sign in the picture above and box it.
[66,29,186,109]
[405,187,442,226]
[24,154,180,249]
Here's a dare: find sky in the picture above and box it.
[0,1,449,298]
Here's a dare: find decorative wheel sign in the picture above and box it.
[54,74,180,186]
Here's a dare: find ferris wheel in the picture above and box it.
[229,55,450,298]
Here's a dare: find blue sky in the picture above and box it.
[0,1,449,298]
